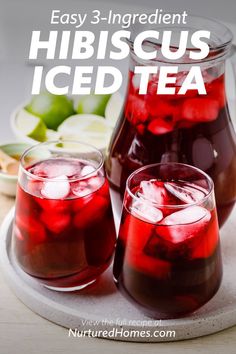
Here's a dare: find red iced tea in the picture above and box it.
[13,152,116,290]
[107,70,236,226]
[113,164,222,318]
[107,17,236,226]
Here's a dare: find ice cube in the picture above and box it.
[29,163,48,178]
[88,176,104,192]
[41,175,70,199]
[139,180,167,205]
[27,178,43,198]
[71,180,91,198]
[191,209,218,259]
[147,118,174,135]
[72,193,94,211]
[144,232,189,261]
[81,165,96,177]
[126,95,149,124]
[35,197,71,213]
[120,213,154,249]
[41,211,71,234]
[127,249,171,279]
[158,206,211,243]
[73,186,91,198]
[53,162,79,178]
[73,195,108,228]
[163,206,210,226]
[131,200,163,224]
[182,98,219,122]
[164,182,206,204]
[31,159,79,178]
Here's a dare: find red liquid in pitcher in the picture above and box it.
[107,71,236,225]
[113,180,222,318]
[14,158,116,288]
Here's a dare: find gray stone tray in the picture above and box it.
[0,207,236,342]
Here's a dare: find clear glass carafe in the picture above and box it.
[106,16,236,227]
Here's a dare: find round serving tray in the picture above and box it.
[0,207,236,342]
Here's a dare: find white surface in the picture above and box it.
[1,207,236,342]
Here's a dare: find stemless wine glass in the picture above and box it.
[113,163,222,319]
[13,140,116,291]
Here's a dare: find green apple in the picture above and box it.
[17,109,47,142]
[76,94,111,117]
[58,114,113,151]
[26,92,75,130]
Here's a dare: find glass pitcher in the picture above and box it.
[106,15,236,227]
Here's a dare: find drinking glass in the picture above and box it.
[113,163,222,318]
[13,140,116,291]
